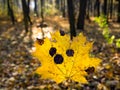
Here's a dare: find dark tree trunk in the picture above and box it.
[59,0,62,11]
[86,0,90,19]
[7,0,15,25]
[27,0,30,14]
[21,0,32,32]
[34,0,39,17]
[55,0,61,10]
[27,0,30,6]
[90,0,94,16]
[94,0,98,16]
[96,0,100,16]
[77,0,87,30]
[60,0,62,11]
[110,0,113,19]
[103,0,107,15]
[55,0,59,9]
[117,0,120,22]
[61,0,66,17]
[103,0,108,23]
[40,0,44,22]
[67,0,76,40]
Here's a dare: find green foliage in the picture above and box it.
[95,15,120,48]
[95,15,108,28]
[116,39,120,48]
[94,15,115,45]
[107,35,115,44]
[44,4,60,16]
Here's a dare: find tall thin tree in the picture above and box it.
[40,0,44,23]
[94,0,100,16]
[103,0,107,15]
[7,0,15,24]
[77,0,87,30]
[21,0,32,32]
[109,0,113,19]
[67,0,76,40]
[61,0,66,17]
[117,0,120,22]
[34,0,39,17]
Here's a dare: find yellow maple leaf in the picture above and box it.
[32,31,101,83]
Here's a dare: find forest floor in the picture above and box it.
[0,16,120,90]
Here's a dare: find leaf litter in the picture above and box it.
[0,16,120,89]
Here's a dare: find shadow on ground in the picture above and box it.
[0,18,41,89]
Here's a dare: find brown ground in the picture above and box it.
[0,16,120,89]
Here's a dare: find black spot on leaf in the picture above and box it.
[54,54,64,64]
[66,49,74,57]
[49,47,57,57]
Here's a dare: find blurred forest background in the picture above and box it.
[0,0,120,89]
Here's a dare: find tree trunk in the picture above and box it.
[94,0,100,16]
[7,0,15,25]
[103,0,108,23]
[34,0,39,17]
[21,0,32,32]
[90,0,94,16]
[55,0,61,10]
[27,0,30,6]
[40,0,44,22]
[103,0,107,15]
[61,0,66,17]
[117,0,120,22]
[55,0,59,9]
[86,0,90,19]
[27,0,30,14]
[67,0,76,40]
[110,0,113,19]
[77,0,87,30]
[96,0,100,16]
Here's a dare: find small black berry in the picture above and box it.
[66,49,74,57]
[49,47,57,57]
[37,38,44,45]
[54,54,64,64]
[60,29,65,36]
